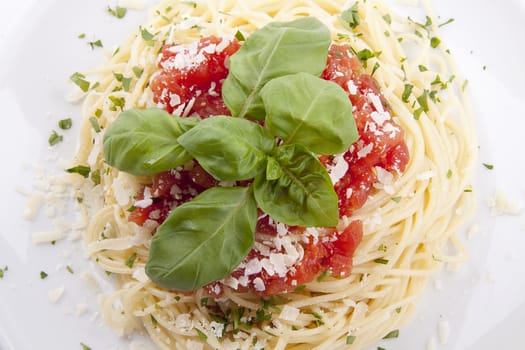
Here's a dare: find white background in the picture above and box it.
[0,1,524,349]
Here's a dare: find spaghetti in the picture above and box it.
[71,0,477,349]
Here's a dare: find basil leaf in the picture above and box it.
[103,108,198,176]
[261,72,357,155]
[253,144,338,227]
[222,17,331,119]
[178,116,275,181]
[340,3,360,30]
[145,186,257,291]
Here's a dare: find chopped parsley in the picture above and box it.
[140,27,155,42]
[150,315,158,327]
[66,265,74,274]
[80,343,92,350]
[89,116,101,133]
[90,169,101,185]
[383,329,400,339]
[438,18,455,28]
[355,48,381,68]
[316,270,331,281]
[414,90,430,120]
[401,84,413,103]
[430,37,441,48]
[418,64,428,72]
[70,72,90,92]
[195,328,208,341]
[382,14,392,25]
[391,196,402,203]
[78,33,86,39]
[113,72,132,92]
[58,118,72,130]
[374,258,389,265]
[66,165,91,178]
[0,266,7,279]
[48,130,63,146]
[40,271,48,279]
[125,252,138,268]
[395,307,402,313]
[341,3,360,30]
[378,244,388,252]
[483,163,494,170]
[294,284,307,291]
[88,39,103,50]
[311,311,323,320]
[108,95,126,111]
[346,335,356,344]
[234,30,246,42]
[446,169,453,178]
[132,66,144,78]
[107,5,127,19]
[371,62,380,76]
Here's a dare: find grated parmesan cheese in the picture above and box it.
[22,192,44,221]
[437,319,450,345]
[210,321,225,338]
[253,277,266,292]
[279,305,300,321]
[32,230,64,244]
[48,286,65,304]
[486,189,523,216]
[328,153,349,185]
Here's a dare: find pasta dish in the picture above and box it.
[69,0,476,349]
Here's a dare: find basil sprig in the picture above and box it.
[102,18,359,291]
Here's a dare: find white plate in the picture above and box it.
[1,1,524,349]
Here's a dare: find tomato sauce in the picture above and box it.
[131,37,409,296]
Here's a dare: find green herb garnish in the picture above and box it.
[430,37,441,48]
[374,258,389,265]
[66,165,91,178]
[132,66,144,78]
[0,266,7,279]
[48,130,63,146]
[66,265,74,274]
[340,3,360,30]
[195,328,208,341]
[107,5,127,19]
[383,329,400,339]
[346,335,356,344]
[88,39,103,49]
[89,117,101,133]
[103,18,358,292]
[70,72,90,92]
[140,27,155,42]
[80,343,92,350]
[58,118,72,130]
[40,271,48,279]
[234,30,245,41]
[401,84,413,103]
[391,196,402,203]
[125,253,138,268]
[483,163,494,170]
